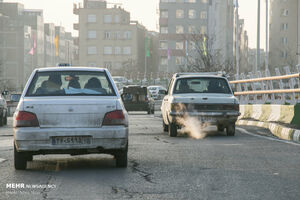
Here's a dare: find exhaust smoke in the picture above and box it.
[174,103,208,139]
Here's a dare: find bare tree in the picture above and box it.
[179,34,234,76]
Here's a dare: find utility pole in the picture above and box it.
[256,0,261,73]
[235,0,240,78]
[265,0,269,71]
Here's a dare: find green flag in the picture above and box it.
[203,36,207,56]
[146,36,150,57]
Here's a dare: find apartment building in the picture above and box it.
[158,0,233,73]
[74,0,147,76]
[234,18,249,74]
[269,0,300,73]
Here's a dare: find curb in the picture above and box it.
[237,120,300,143]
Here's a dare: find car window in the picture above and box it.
[26,71,116,96]
[173,77,231,94]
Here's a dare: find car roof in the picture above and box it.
[176,75,227,79]
[36,67,107,72]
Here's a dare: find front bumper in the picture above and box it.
[14,126,128,153]
[168,111,240,125]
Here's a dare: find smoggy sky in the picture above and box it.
[4,0,267,49]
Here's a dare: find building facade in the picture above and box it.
[74,0,147,76]
[158,0,233,73]
[269,0,300,73]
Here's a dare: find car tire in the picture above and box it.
[217,125,224,132]
[147,108,151,115]
[151,108,155,114]
[14,143,27,170]
[168,123,177,137]
[0,115,3,127]
[115,151,128,168]
[226,124,235,136]
[3,113,7,125]
[163,121,168,132]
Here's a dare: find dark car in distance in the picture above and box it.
[121,85,155,114]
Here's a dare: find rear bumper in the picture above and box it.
[168,111,240,125]
[14,126,128,153]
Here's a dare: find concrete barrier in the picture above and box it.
[239,104,300,126]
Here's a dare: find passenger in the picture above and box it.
[35,80,48,95]
[84,77,107,94]
[68,79,81,89]
[47,74,62,91]
[207,80,223,93]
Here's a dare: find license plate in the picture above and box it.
[51,136,92,145]
[199,117,216,123]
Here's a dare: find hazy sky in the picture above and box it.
[4,0,267,49]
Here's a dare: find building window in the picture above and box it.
[88,30,96,39]
[115,47,121,55]
[123,46,131,55]
[115,31,122,40]
[124,31,131,39]
[88,46,97,55]
[176,9,184,18]
[160,57,168,65]
[161,10,168,18]
[188,25,196,33]
[200,26,207,34]
[281,37,288,45]
[281,23,288,30]
[202,0,208,3]
[176,25,184,34]
[114,15,120,23]
[282,9,288,16]
[175,56,184,65]
[189,41,196,50]
[185,0,196,3]
[188,10,196,19]
[200,11,207,19]
[104,46,113,55]
[88,14,96,23]
[176,41,184,50]
[104,15,112,23]
[280,50,287,58]
[160,41,168,49]
[160,26,168,34]
[104,31,113,40]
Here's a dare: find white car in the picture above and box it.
[13,67,129,170]
[161,73,240,137]
[148,86,167,100]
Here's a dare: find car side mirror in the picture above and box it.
[2,91,8,95]
[10,94,21,102]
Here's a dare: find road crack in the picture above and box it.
[130,160,156,184]
[41,175,56,200]
[154,136,174,144]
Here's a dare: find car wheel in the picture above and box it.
[226,124,235,136]
[0,115,3,127]
[14,143,27,170]
[115,151,128,168]
[163,121,168,132]
[4,113,7,125]
[168,123,177,137]
[151,108,155,114]
[217,125,224,132]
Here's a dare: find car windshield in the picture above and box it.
[26,71,116,96]
[173,77,232,94]
[148,87,158,90]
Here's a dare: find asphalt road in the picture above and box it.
[0,113,300,200]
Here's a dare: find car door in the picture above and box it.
[161,78,174,124]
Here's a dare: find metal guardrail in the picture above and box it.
[230,66,300,105]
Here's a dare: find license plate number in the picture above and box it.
[52,136,92,145]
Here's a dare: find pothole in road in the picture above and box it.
[130,160,155,184]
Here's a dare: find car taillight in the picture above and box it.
[102,110,126,126]
[14,111,39,127]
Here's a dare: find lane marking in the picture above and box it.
[237,127,300,147]
[0,158,7,163]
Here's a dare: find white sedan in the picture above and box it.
[13,67,129,169]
